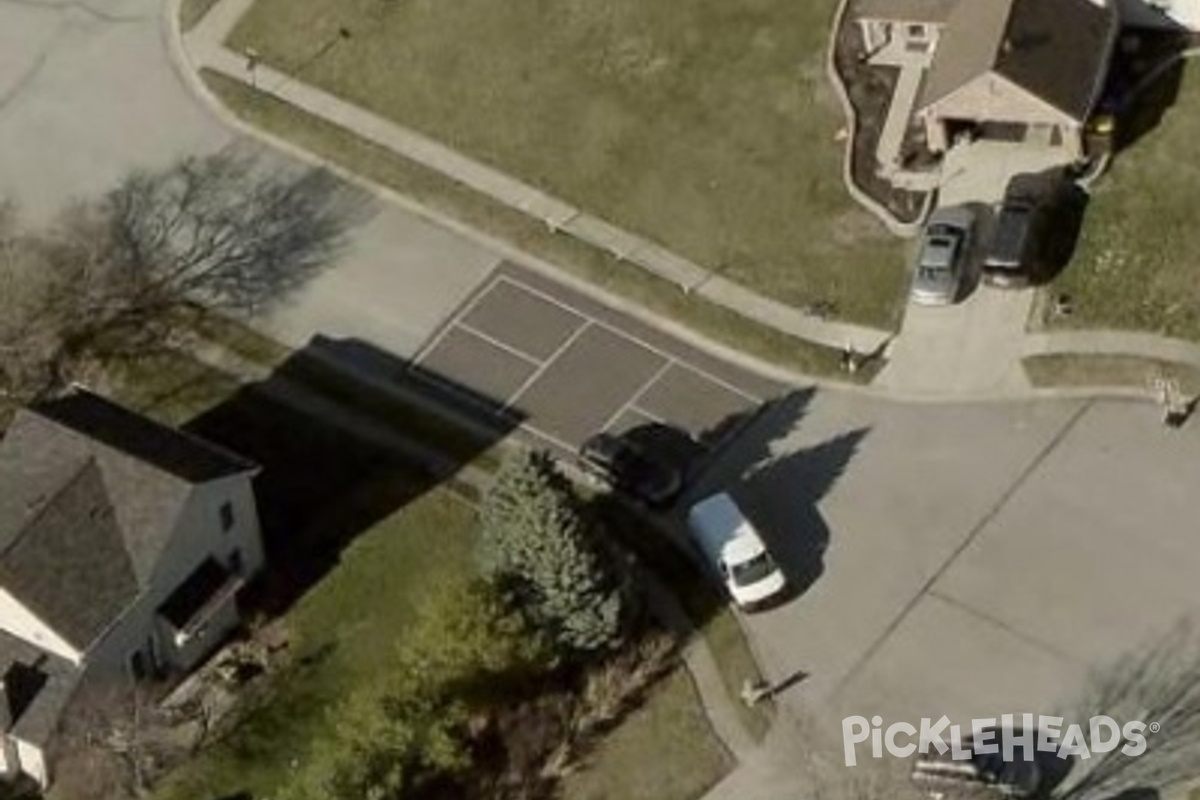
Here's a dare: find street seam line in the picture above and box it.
[831,399,1096,698]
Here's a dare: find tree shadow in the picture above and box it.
[1056,618,1200,800]
[686,388,819,494]
[183,336,521,618]
[738,427,869,601]
[591,389,867,618]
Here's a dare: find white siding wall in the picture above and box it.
[14,739,46,787]
[1117,0,1200,29]
[0,590,80,664]
[85,473,264,675]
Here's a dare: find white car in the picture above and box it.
[687,493,786,610]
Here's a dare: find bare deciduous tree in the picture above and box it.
[0,147,371,402]
[1058,621,1200,800]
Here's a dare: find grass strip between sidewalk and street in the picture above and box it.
[223,0,906,328]
[179,0,223,32]
[201,70,878,383]
[1023,354,1200,396]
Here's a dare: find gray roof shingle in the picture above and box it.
[0,389,256,653]
[0,629,82,746]
[919,0,1116,122]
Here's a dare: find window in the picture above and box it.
[907,23,927,39]
[219,501,235,532]
[228,548,244,575]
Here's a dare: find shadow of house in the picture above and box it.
[184,336,520,617]
[1096,26,1192,155]
[1038,178,1091,284]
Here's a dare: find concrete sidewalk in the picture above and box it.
[180,0,892,355]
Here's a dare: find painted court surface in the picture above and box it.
[413,263,788,455]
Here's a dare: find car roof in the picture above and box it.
[689,492,757,543]
[926,204,974,229]
[722,533,766,565]
[582,431,623,454]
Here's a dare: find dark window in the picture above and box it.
[219,502,235,532]
[228,549,243,575]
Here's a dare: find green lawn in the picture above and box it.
[1024,353,1200,396]
[560,669,733,800]
[155,489,480,800]
[698,606,774,742]
[179,0,222,31]
[225,0,906,328]
[156,485,732,800]
[203,71,875,381]
[1044,63,1200,339]
[103,348,244,427]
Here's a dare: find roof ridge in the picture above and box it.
[36,385,258,484]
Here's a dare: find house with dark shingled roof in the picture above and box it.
[0,388,264,788]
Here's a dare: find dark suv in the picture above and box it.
[579,432,683,508]
[982,173,1047,288]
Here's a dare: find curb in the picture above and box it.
[164,0,1200,413]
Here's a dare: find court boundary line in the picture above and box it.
[411,272,507,365]
[453,320,544,366]
[413,272,769,452]
[491,275,763,404]
[503,321,594,411]
[597,359,674,434]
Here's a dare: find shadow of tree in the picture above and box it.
[1056,619,1200,800]
[739,427,869,600]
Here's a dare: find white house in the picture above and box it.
[0,388,265,788]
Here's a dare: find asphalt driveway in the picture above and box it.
[413,262,789,458]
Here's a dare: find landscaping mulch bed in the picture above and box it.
[833,11,933,225]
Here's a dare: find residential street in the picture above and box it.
[694,391,1200,797]
[7,2,1200,800]
[0,0,503,358]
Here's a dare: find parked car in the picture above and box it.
[912,728,1043,799]
[982,173,1051,288]
[911,205,976,305]
[687,492,786,611]
[579,432,683,507]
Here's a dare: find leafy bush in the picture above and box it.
[281,579,548,800]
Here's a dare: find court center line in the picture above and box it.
[502,320,593,411]
[598,358,674,433]
[411,273,506,365]
[454,320,544,367]
[493,275,762,404]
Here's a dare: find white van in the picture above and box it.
[686,492,786,610]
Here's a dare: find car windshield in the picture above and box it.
[920,233,959,269]
[918,265,949,281]
[730,552,778,586]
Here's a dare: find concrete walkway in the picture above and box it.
[181,0,890,355]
